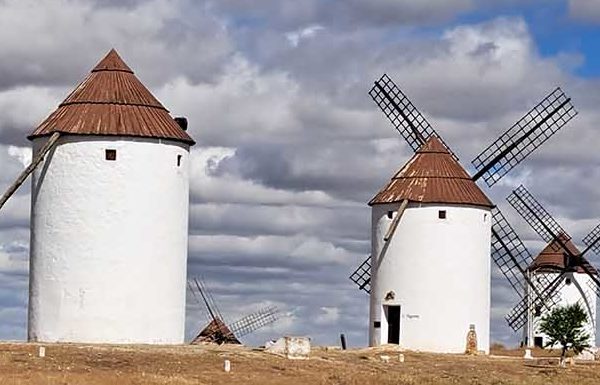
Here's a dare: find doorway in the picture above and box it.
[385,305,401,344]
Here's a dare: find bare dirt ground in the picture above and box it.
[0,342,598,385]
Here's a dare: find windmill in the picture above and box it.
[0,49,194,344]
[500,185,600,347]
[349,74,577,352]
[188,277,280,345]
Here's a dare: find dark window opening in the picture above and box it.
[565,278,572,285]
[438,210,447,219]
[534,306,542,317]
[105,149,117,161]
[534,336,544,348]
[374,321,381,328]
[177,154,182,167]
[387,211,394,219]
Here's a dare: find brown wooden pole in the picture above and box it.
[384,199,409,242]
[0,132,60,212]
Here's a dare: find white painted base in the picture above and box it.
[524,272,597,348]
[369,203,491,354]
[28,135,190,344]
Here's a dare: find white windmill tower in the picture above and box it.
[496,185,600,349]
[0,49,195,344]
[368,137,493,353]
[350,75,579,353]
[524,235,598,348]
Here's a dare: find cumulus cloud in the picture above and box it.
[0,0,233,90]
[212,0,473,30]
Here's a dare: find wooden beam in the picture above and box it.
[384,199,409,242]
[0,132,61,212]
[375,199,410,271]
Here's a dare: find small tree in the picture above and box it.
[539,303,591,367]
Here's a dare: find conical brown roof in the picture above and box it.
[190,318,241,345]
[528,234,598,275]
[369,136,493,207]
[29,49,194,145]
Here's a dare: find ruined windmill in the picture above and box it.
[498,185,600,348]
[188,278,280,345]
[349,74,577,353]
[0,49,194,344]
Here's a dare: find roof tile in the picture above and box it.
[528,234,598,275]
[29,49,194,145]
[369,136,493,207]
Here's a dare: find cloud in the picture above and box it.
[0,0,233,91]
[568,0,600,23]
[314,306,340,325]
[7,146,32,168]
[212,0,473,30]
[285,25,324,47]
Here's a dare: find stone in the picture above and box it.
[265,337,311,360]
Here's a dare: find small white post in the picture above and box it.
[38,346,46,358]
[224,359,231,372]
[523,349,533,360]
[398,353,405,363]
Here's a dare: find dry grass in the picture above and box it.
[0,342,598,385]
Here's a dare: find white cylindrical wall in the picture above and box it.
[527,272,597,347]
[369,203,491,353]
[28,135,190,344]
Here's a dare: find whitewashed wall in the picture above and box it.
[369,202,492,353]
[527,272,597,347]
[28,135,190,344]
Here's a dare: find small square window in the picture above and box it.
[438,210,447,219]
[374,321,381,328]
[105,149,117,161]
[177,154,182,167]
[387,211,394,219]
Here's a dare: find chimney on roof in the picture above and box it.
[174,117,188,131]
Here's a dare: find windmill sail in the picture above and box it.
[507,185,570,247]
[349,256,371,293]
[582,222,600,256]
[506,272,566,330]
[472,88,577,187]
[491,208,537,296]
[188,276,281,344]
[368,74,457,159]
[229,306,280,338]
[491,207,562,331]
[193,277,224,322]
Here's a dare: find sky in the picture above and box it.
[1,0,600,348]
